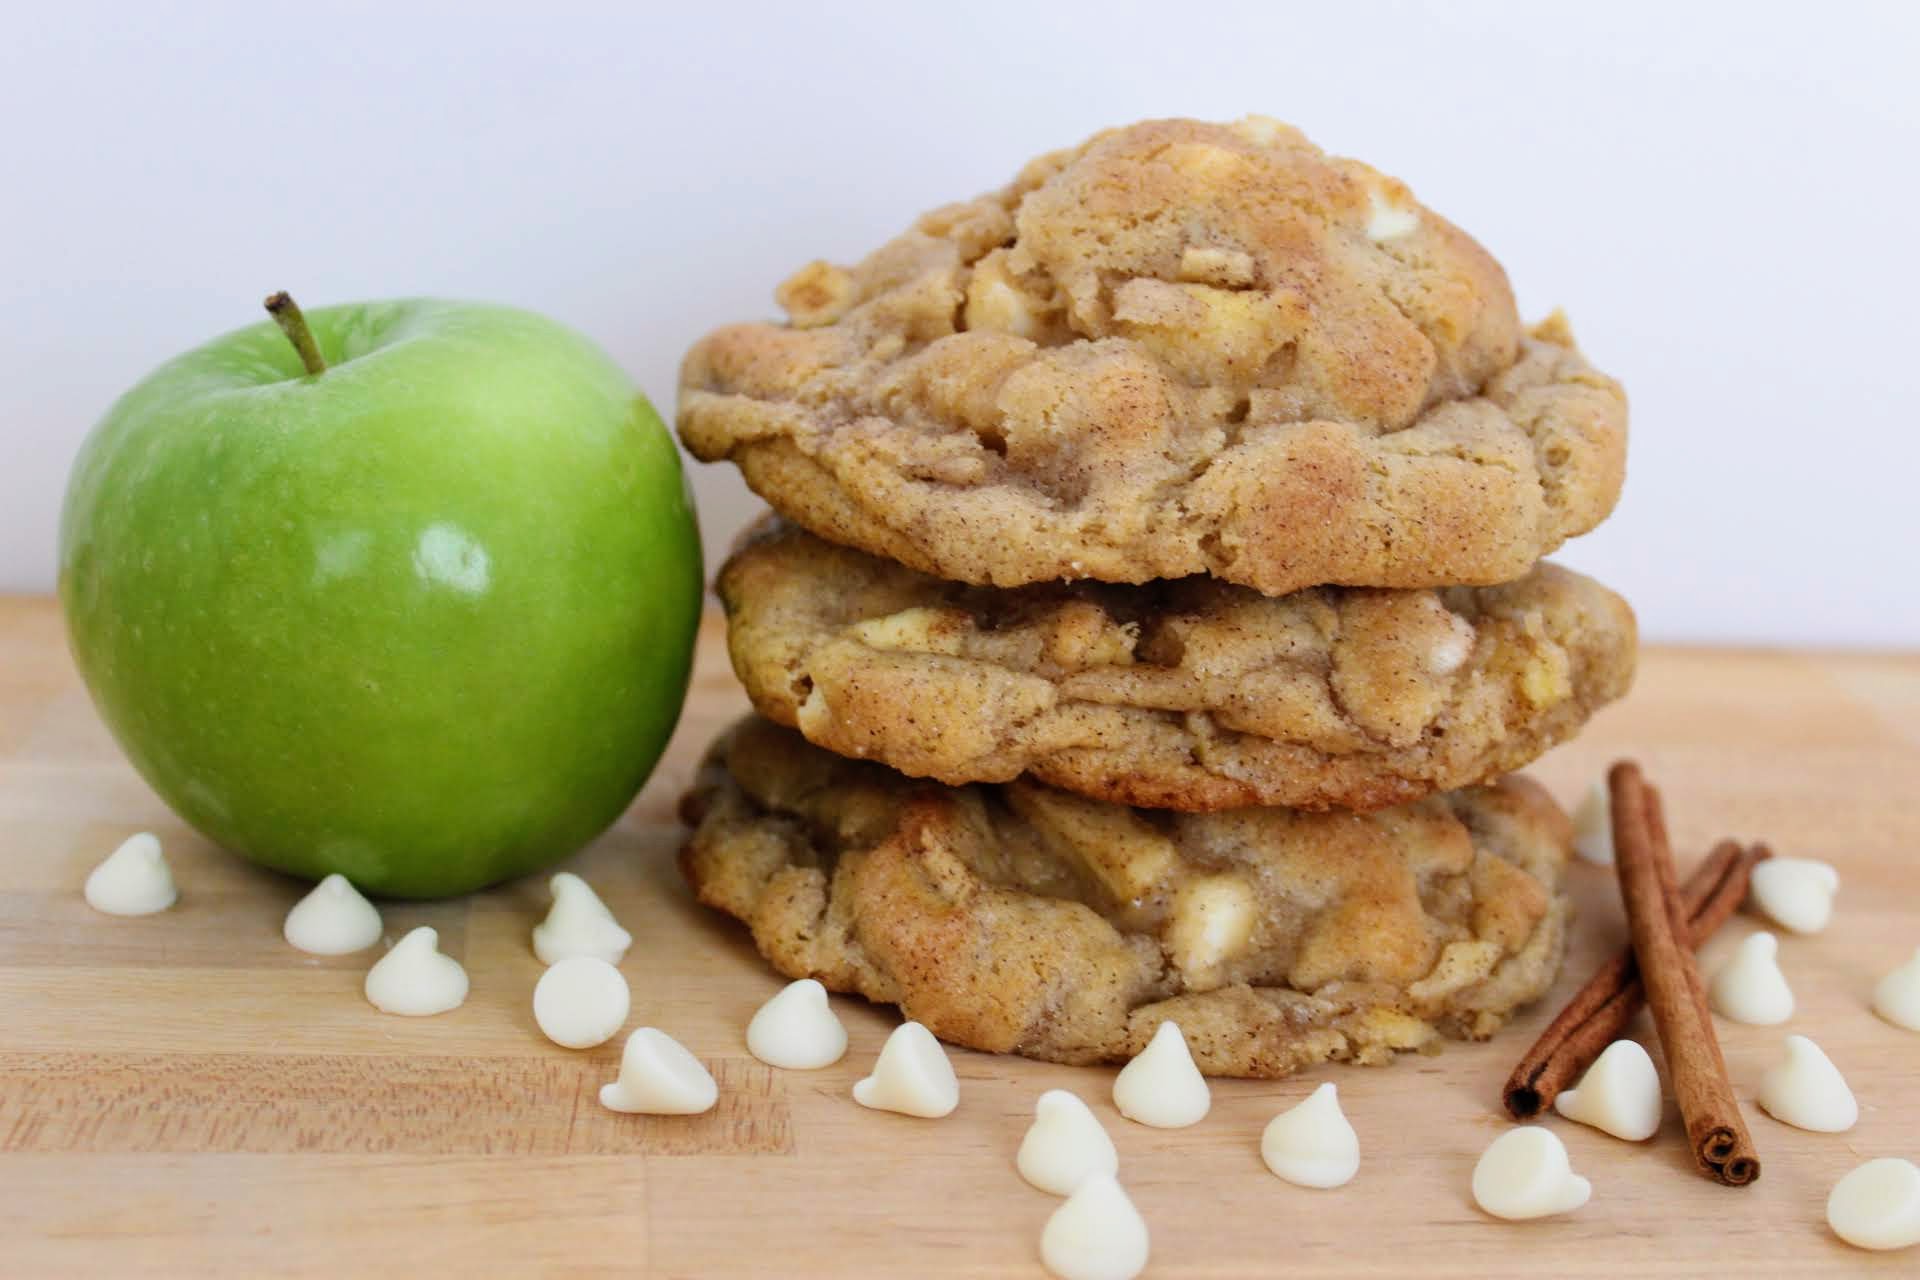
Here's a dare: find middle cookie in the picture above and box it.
[721,516,1635,812]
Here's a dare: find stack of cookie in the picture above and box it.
[672,117,1635,1077]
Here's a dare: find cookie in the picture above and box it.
[680,116,1627,596]
[718,517,1635,812]
[680,716,1572,1078]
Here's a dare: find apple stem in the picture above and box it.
[264,291,328,377]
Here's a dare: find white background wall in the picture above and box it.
[3,1,1916,646]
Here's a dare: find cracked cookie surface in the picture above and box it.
[680,716,1572,1077]
[720,517,1636,811]
[680,116,1627,595]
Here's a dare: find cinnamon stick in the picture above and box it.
[1611,762,1760,1186]
[1503,837,1767,1119]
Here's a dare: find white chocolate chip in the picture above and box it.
[1260,1082,1360,1188]
[283,873,383,955]
[1708,932,1795,1025]
[795,682,832,738]
[1471,1127,1592,1221]
[1365,189,1420,241]
[853,1021,958,1118]
[1552,1039,1662,1141]
[83,832,177,916]
[599,1027,717,1115]
[746,978,848,1070]
[966,278,1038,337]
[532,872,632,966]
[1039,1172,1150,1280]
[964,251,1042,338]
[1112,1021,1210,1129]
[1757,1034,1857,1133]
[533,956,631,1049]
[1426,613,1476,677]
[1230,115,1282,144]
[1827,1158,1920,1252]
[1165,874,1257,989]
[1747,857,1839,934]
[1872,947,1920,1031]
[364,926,469,1017]
[1229,114,1298,147]
[1018,1090,1119,1197]
[1570,780,1614,865]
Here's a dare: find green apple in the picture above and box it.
[59,295,703,898]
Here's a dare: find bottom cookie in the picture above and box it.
[680,716,1571,1078]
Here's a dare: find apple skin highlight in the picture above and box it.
[59,298,703,898]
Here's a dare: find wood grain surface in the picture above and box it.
[3,595,1917,1277]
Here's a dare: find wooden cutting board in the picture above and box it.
[3,594,1917,1277]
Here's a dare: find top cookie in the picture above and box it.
[680,116,1627,595]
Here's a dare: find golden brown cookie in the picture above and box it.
[680,116,1627,596]
[680,716,1572,1078]
[718,517,1635,812]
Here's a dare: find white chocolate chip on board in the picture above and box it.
[364,926,468,1017]
[1112,1021,1210,1129]
[1018,1090,1119,1197]
[852,1022,959,1118]
[599,1028,717,1115]
[84,832,176,916]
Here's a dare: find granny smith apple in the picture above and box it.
[59,295,702,898]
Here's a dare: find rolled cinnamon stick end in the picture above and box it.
[1501,838,1759,1120]
[1611,762,1761,1186]
[1700,1127,1761,1187]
